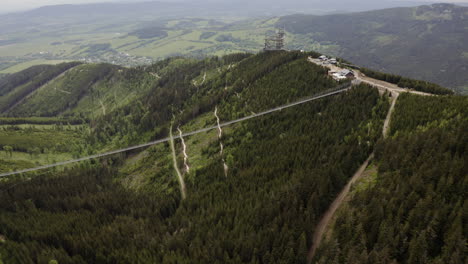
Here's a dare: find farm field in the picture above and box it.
[0,17,334,74]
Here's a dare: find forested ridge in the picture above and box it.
[0,51,466,264]
[0,85,387,263]
[0,62,81,113]
[314,94,468,264]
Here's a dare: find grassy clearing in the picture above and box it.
[180,112,218,174]
[118,111,221,191]
[0,159,35,173]
[1,151,74,166]
[0,117,85,125]
[350,164,378,193]
[0,124,86,172]
[0,124,85,130]
[0,128,84,152]
[0,149,77,173]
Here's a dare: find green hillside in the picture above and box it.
[280,3,468,93]
[0,62,81,113]
[315,94,468,264]
[0,51,466,264]
[0,61,186,119]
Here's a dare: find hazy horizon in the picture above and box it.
[2,0,468,13]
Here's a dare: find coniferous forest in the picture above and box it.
[0,51,466,264]
[0,88,387,263]
[314,94,468,264]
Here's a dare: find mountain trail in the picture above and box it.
[307,93,399,262]
[383,93,399,138]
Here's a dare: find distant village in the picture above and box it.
[77,52,153,67]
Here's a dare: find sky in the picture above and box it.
[1,0,467,13]
[1,0,131,12]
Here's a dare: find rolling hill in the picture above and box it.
[280,3,468,93]
[0,51,466,264]
[0,51,389,263]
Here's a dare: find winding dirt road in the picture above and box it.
[383,93,399,138]
[307,92,400,262]
[307,154,374,261]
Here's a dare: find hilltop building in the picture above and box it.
[319,55,328,61]
[329,69,355,80]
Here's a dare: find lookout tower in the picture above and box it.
[264,28,286,51]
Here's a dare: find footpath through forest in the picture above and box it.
[307,79,401,262]
[306,55,436,261]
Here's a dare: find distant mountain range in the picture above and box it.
[280,3,468,93]
[2,0,449,16]
[0,2,466,93]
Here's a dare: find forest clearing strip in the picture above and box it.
[178,127,190,173]
[169,124,187,199]
[307,94,400,262]
[0,87,350,178]
[214,106,228,177]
